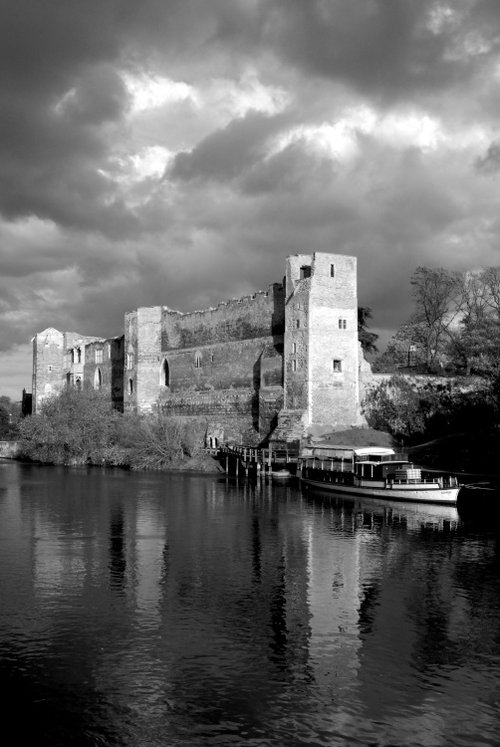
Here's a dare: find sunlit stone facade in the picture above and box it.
[31,253,366,443]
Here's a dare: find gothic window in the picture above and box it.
[71,349,75,364]
[333,359,342,373]
[95,349,103,363]
[160,358,170,387]
[77,348,81,363]
[94,368,102,390]
[194,351,202,368]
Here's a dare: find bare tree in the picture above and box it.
[401,267,463,372]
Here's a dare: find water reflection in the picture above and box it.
[109,507,126,592]
[0,462,500,745]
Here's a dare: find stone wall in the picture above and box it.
[283,253,361,431]
[124,283,286,442]
[308,254,360,428]
[84,337,124,411]
[32,328,65,413]
[161,284,285,349]
[31,252,368,444]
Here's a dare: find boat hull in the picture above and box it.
[300,477,459,504]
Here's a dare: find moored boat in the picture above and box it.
[271,468,293,483]
[298,445,460,505]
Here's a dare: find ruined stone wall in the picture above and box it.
[284,255,312,410]
[84,337,124,411]
[123,307,163,413]
[161,284,285,350]
[159,338,276,394]
[124,285,286,440]
[31,253,368,442]
[32,328,65,413]
[124,310,138,411]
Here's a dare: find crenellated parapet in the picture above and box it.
[32,253,365,443]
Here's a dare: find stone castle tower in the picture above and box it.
[282,252,361,435]
[31,252,365,443]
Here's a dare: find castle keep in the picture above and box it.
[31,253,367,444]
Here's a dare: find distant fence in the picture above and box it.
[0,441,20,458]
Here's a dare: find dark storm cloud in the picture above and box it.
[258,0,500,102]
[169,112,286,182]
[0,0,497,236]
[1,0,500,397]
[475,141,500,175]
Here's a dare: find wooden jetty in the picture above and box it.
[215,444,299,480]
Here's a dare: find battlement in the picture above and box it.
[32,252,363,439]
[127,283,284,320]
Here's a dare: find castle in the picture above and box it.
[31,252,371,445]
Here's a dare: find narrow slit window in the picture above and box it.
[333,359,342,373]
[194,351,202,368]
[160,358,170,387]
[296,319,300,329]
[292,343,297,354]
[330,264,335,277]
[292,359,297,372]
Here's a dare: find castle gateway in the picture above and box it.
[31,253,367,445]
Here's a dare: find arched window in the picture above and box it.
[94,368,102,390]
[160,358,170,387]
[194,351,202,369]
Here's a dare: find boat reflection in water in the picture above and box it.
[301,482,460,532]
[1,463,499,747]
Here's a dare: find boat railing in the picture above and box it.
[355,453,408,462]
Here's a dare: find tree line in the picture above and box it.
[373,265,500,377]
[16,387,214,470]
[363,264,500,454]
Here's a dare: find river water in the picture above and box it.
[0,461,499,747]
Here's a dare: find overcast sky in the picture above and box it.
[1,0,500,399]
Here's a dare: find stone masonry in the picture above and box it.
[31,252,367,445]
